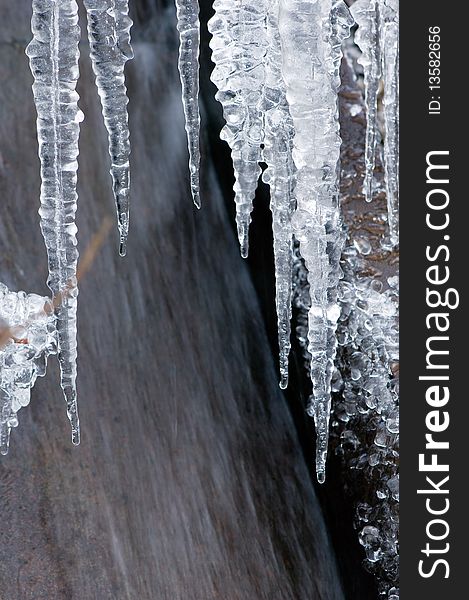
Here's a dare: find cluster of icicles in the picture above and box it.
[1,0,398,483]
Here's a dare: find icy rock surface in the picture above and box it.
[0,283,57,455]
[351,0,399,245]
[83,0,133,256]
[175,0,201,208]
[293,244,399,596]
[334,250,399,598]
[26,0,83,445]
[293,238,399,596]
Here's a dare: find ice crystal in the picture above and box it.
[0,283,57,454]
[293,241,399,595]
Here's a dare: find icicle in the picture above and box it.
[380,0,399,246]
[351,0,399,244]
[350,0,381,203]
[278,0,353,482]
[83,0,133,256]
[208,1,268,257]
[261,0,295,389]
[175,0,201,209]
[26,0,83,445]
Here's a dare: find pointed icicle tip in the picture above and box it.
[315,428,328,484]
[279,374,288,390]
[176,0,202,211]
[118,210,129,256]
[237,219,250,259]
[116,202,129,256]
[364,173,374,203]
[192,187,201,210]
[119,237,127,257]
[63,385,80,446]
[190,164,201,209]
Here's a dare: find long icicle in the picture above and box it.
[208,0,268,257]
[351,0,399,244]
[83,0,133,256]
[26,0,83,444]
[279,0,353,482]
[261,0,295,389]
[175,0,201,208]
[380,0,399,246]
[350,0,381,203]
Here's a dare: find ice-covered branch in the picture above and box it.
[26,0,83,445]
[0,284,57,454]
[83,0,133,256]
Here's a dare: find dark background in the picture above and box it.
[400,1,466,597]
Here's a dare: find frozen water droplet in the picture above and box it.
[354,237,372,255]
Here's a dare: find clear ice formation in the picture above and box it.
[7,0,398,492]
[207,0,398,482]
[262,0,295,390]
[351,0,399,245]
[208,0,267,258]
[335,255,399,597]
[26,0,83,446]
[209,0,354,478]
[279,0,353,482]
[380,0,399,247]
[20,0,133,451]
[208,0,296,388]
[350,0,380,203]
[0,283,57,454]
[292,240,399,597]
[175,0,201,208]
[83,0,133,256]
